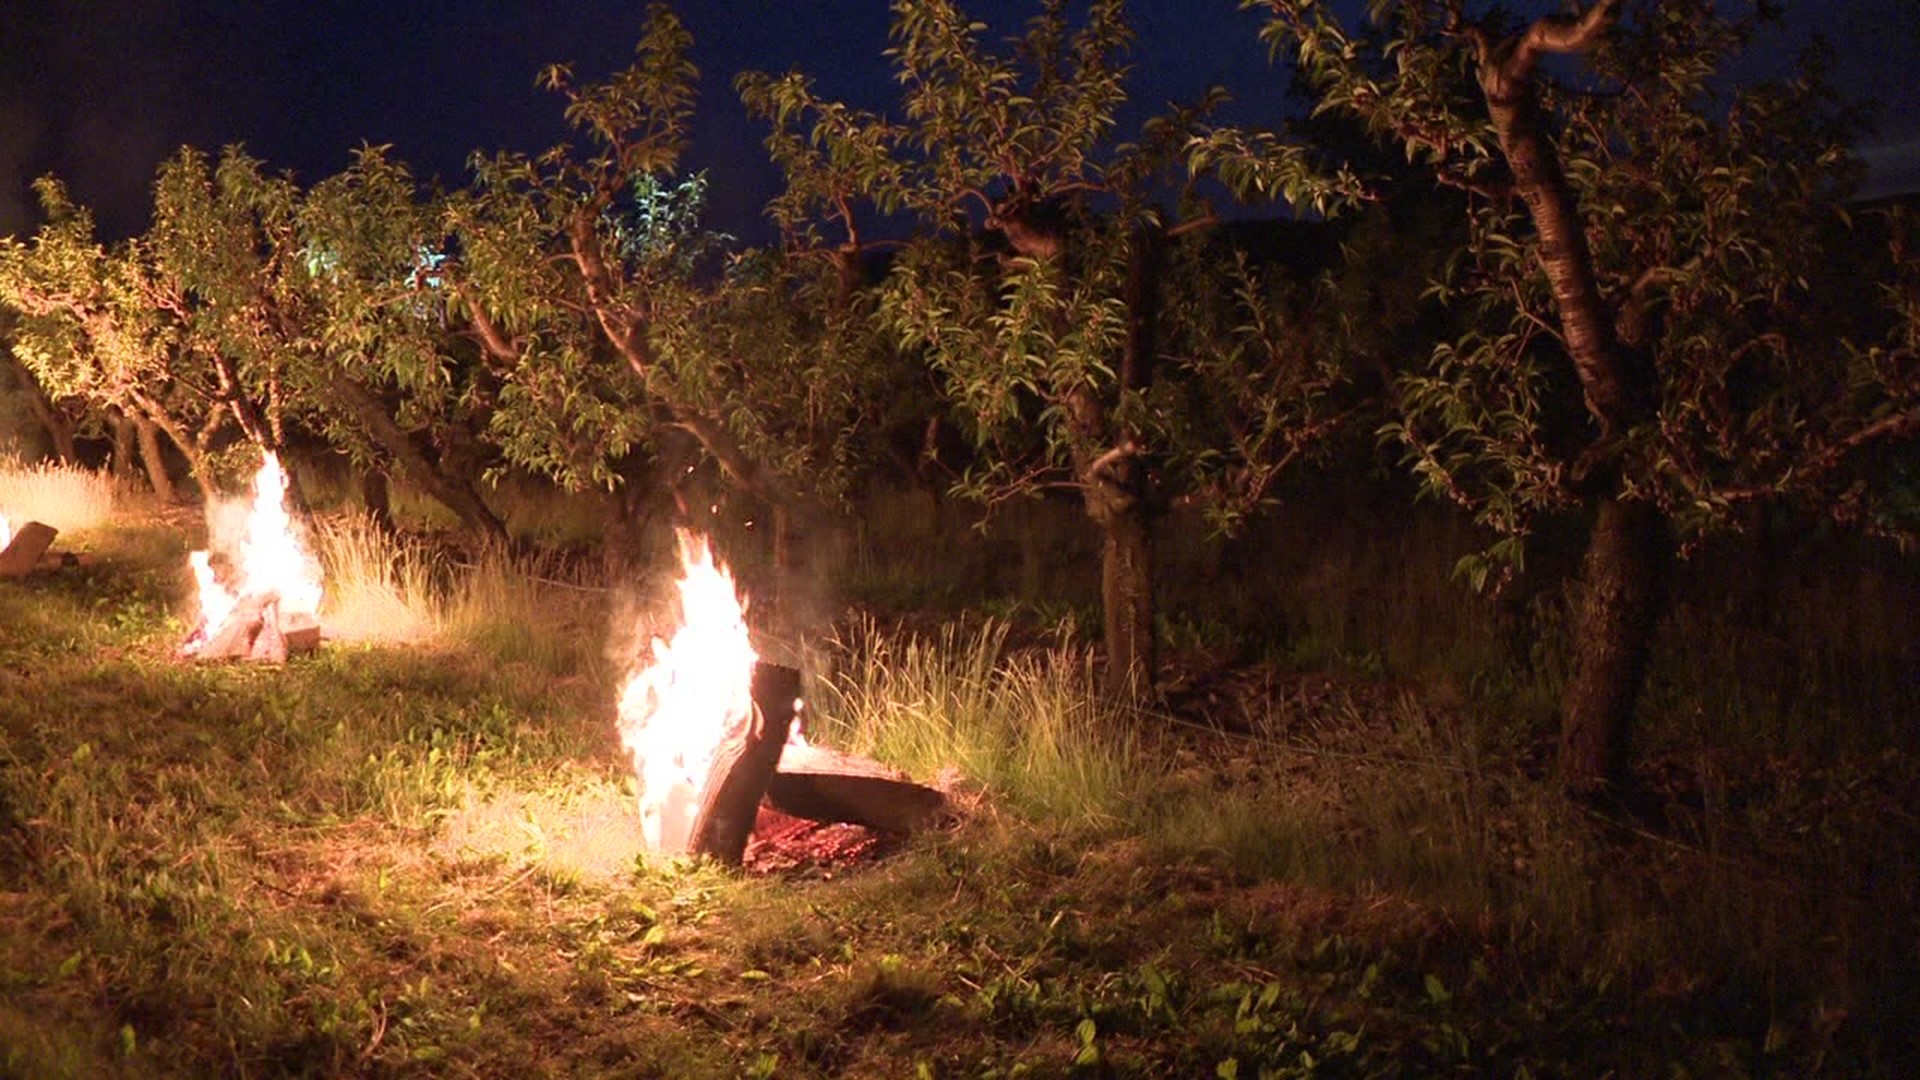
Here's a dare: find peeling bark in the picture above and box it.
[1474,0,1638,437]
[1469,0,1666,793]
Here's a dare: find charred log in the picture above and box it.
[682,662,803,864]
[765,742,950,834]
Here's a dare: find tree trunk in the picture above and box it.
[1482,74,1635,437]
[995,204,1164,696]
[125,392,210,493]
[771,501,794,575]
[110,413,137,483]
[1471,2,1662,792]
[327,373,508,545]
[40,403,78,465]
[602,452,663,579]
[1558,495,1669,793]
[1098,500,1154,696]
[602,484,647,579]
[134,416,176,503]
[6,355,77,463]
[360,466,394,533]
[1070,410,1157,696]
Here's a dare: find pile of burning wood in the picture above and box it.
[180,454,325,664]
[619,534,949,867]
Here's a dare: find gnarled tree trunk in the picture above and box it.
[1558,496,1669,790]
[1474,0,1662,793]
[5,354,78,463]
[328,372,508,545]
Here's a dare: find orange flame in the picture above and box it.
[616,531,761,854]
[0,512,10,552]
[185,452,323,647]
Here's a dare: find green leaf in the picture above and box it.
[1074,1017,1100,1065]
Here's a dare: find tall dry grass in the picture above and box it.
[312,513,606,673]
[808,616,1161,832]
[312,513,447,644]
[0,456,117,535]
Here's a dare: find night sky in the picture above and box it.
[3,1,1917,246]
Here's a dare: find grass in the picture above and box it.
[0,456,119,537]
[807,616,1152,830]
[1,514,1916,1077]
[312,512,606,662]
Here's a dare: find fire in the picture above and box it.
[0,512,10,551]
[183,452,323,653]
[188,550,235,635]
[617,531,762,854]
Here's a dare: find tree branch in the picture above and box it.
[1504,0,1623,85]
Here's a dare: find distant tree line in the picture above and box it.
[2,0,1915,794]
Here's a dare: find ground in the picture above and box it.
[1,514,1914,1078]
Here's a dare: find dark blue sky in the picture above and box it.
[2,1,1915,243]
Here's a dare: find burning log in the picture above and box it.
[683,662,803,863]
[0,521,58,578]
[189,593,324,663]
[198,593,271,659]
[766,742,951,834]
[283,612,322,653]
[616,532,949,869]
[248,600,288,663]
[180,453,326,662]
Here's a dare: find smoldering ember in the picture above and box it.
[1,1,1917,1077]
